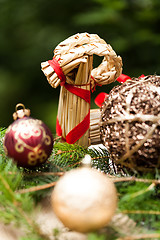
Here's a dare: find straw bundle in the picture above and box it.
[41,33,122,146]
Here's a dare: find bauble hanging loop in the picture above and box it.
[3,103,54,168]
[13,103,31,120]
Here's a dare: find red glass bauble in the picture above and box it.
[3,104,53,168]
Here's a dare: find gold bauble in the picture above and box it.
[51,155,117,233]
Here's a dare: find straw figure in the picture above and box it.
[41,33,122,146]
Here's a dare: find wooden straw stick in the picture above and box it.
[75,61,84,84]
[63,57,87,74]
[89,108,101,145]
[66,80,74,135]
[70,61,84,134]
[57,86,65,129]
[54,79,61,88]
[88,55,93,81]
[78,58,89,146]
[48,72,58,82]
[81,84,90,146]
[42,65,54,76]
[41,61,49,69]
[81,55,92,146]
[61,87,67,138]
[64,87,70,138]
[68,92,73,136]
[72,62,85,145]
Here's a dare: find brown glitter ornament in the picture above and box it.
[51,155,117,233]
[100,75,160,172]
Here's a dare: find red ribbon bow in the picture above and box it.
[94,74,145,107]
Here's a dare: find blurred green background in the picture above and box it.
[1,0,160,133]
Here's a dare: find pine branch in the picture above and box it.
[17,181,57,194]
[121,210,160,215]
[1,128,160,239]
[110,175,160,184]
[0,156,51,240]
[117,179,160,231]
[117,233,160,240]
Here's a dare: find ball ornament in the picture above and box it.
[51,155,117,233]
[3,103,53,168]
[101,75,160,172]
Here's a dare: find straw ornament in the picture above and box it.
[41,32,122,146]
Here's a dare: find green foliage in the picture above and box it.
[75,0,160,76]
[53,142,110,172]
[88,232,106,240]
[117,179,160,230]
[53,142,88,168]
[0,154,35,230]
[1,128,160,239]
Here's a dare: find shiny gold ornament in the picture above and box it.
[51,155,117,233]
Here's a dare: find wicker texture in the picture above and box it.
[101,75,160,172]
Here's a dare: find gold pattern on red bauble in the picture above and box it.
[3,104,53,168]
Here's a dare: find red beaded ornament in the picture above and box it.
[3,103,53,168]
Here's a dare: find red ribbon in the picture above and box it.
[56,118,62,137]
[48,58,66,86]
[66,112,90,144]
[116,74,131,83]
[91,76,102,92]
[94,74,145,108]
[139,74,145,78]
[64,83,90,104]
[48,57,90,144]
[94,92,108,108]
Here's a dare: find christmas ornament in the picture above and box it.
[89,74,131,145]
[3,103,53,168]
[100,75,160,172]
[51,155,117,233]
[41,32,122,146]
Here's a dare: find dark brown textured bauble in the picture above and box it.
[100,75,160,172]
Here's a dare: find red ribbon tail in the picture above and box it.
[117,74,131,83]
[139,74,145,78]
[66,112,90,144]
[94,92,109,108]
[56,117,62,136]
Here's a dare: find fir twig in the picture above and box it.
[23,171,64,177]
[110,175,160,184]
[0,166,50,240]
[17,181,57,194]
[121,209,160,215]
[128,183,155,199]
[117,233,160,240]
